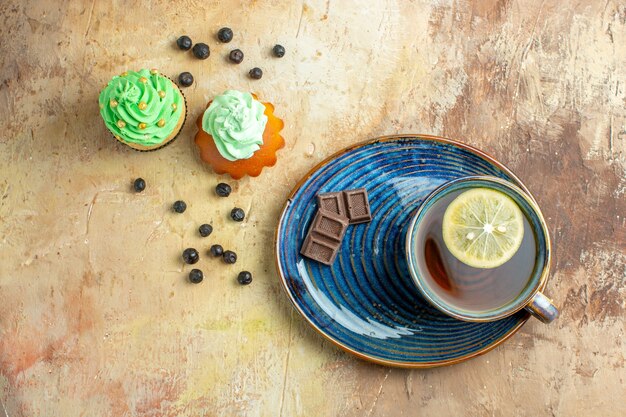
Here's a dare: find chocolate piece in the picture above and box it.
[317,192,347,218]
[343,188,372,224]
[300,233,340,266]
[300,210,349,265]
[310,209,349,242]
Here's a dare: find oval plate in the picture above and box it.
[275,135,543,367]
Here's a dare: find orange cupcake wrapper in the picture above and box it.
[194,96,285,179]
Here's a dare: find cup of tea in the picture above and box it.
[406,176,558,323]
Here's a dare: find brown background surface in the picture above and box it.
[1,1,625,416]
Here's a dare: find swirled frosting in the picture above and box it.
[99,69,183,146]
[202,90,268,161]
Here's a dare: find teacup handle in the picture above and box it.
[525,292,559,323]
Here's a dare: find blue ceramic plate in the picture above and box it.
[275,135,541,367]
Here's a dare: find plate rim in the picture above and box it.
[274,134,533,368]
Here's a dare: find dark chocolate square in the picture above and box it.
[310,209,349,242]
[300,233,340,266]
[317,192,347,218]
[343,188,372,224]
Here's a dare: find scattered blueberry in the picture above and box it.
[229,49,244,64]
[215,183,232,197]
[189,269,204,284]
[272,44,285,58]
[178,72,194,87]
[223,250,237,264]
[231,207,245,222]
[173,200,187,213]
[133,178,146,192]
[182,248,199,264]
[176,35,192,50]
[192,43,210,59]
[237,271,253,285]
[249,67,263,80]
[210,244,224,257]
[217,27,233,43]
[199,224,213,237]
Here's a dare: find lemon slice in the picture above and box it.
[442,188,524,269]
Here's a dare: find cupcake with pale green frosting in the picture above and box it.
[99,69,186,151]
[195,90,285,179]
[202,90,267,161]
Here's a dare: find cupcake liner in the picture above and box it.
[105,75,188,153]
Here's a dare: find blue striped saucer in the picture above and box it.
[275,135,545,367]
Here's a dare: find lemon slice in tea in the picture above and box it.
[442,188,525,269]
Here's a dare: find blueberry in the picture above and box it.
[237,271,252,285]
[272,44,285,58]
[192,43,210,59]
[189,269,203,283]
[223,250,237,264]
[182,248,199,264]
[210,244,224,257]
[249,67,263,80]
[231,207,245,222]
[199,224,213,237]
[176,35,192,50]
[178,72,194,87]
[217,27,233,43]
[228,49,244,64]
[215,183,232,197]
[173,200,187,213]
[133,178,146,192]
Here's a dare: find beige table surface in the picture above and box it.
[1,1,625,416]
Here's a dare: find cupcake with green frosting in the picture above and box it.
[99,69,186,151]
[194,90,285,179]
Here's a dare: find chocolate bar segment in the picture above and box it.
[300,210,349,265]
[300,233,340,266]
[310,209,349,242]
[343,188,372,224]
[317,192,347,218]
